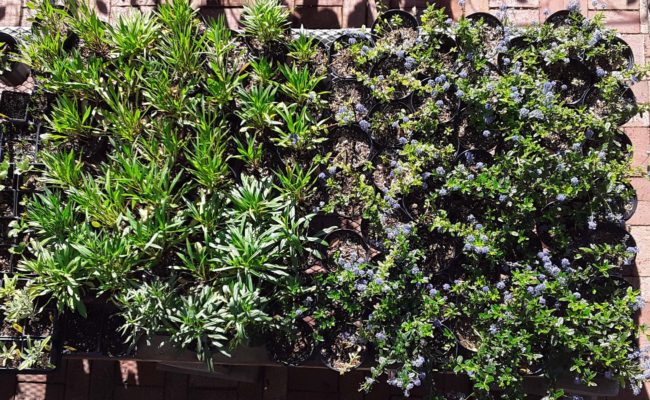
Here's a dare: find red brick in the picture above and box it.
[628,200,650,225]
[198,7,244,29]
[295,0,344,6]
[0,2,28,26]
[625,127,650,172]
[591,10,641,33]
[631,80,649,104]
[118,361,165,387]
[13,382,64,400]
[187,389,237,400]
[505,8,539,24]
[629,226,650,277]
[292,6,343,28]
[113,0,164,4]
[65,359,91,400]
[113,386,164,400]
[588,0,639,10]
[623,110,650,128]
[489,0,539,8]
[621,34,645,66]
[631,177,650,201]
[465,0,489,13]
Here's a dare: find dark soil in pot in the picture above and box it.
[290,38,329,78]
[371,9,419,37]
[411,80,459,126]
[329,78,372,123]
[371,148,399,195]
[25,308,56,337]
[329,34,374,79]
[454,318,481,354]
[422,34,457,72]
[0,91,30,122]
[578,276,632,302]
[267,320,315,366]
[62,309,101,354]
[455,149,494,173]
[456,124,500,151]
[584,85,637,126]
[320,328,367,373]
[535,200,592,250]
[325,229,369,269]
[101,313,134,357]
[324,169,367,218]
[544,10,585,27]
[585,223,637,265]
[328,126,374,170]
[376,28,419,53]
[368,102,411,148]
[0,191,14,218]
[0,246,13,274]
[418,231,463,275]
[369,55,414,101]
[365,207,411,250]
[465,12,504,56]
[244,36,288,62]
[545,59,593,106]
[589,36,634,73]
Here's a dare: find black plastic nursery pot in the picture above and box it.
[370,9,419,37]
[590,36,634,73]
[30,4,79,53]
[583,222,638,267]
[0,91,30,126]
[544,59,594,107]
[410,79,460,126]
[328,78,373,122]
[327,125,376,171]
[496,35,542,73]
[367,101,413,149]
[0,33,30,87]
[369,55,417,102]
[325,229,370,270]
[535,200,591,250]
[266,319,316,367]
[465,12,504,55]
[544,9,585,27]
[320,327,368,373]
[328,33,374,80]
[584,84,638,127]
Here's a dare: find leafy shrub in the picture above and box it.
[9,0,650,398]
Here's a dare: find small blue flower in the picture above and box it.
[359,119,370,132]
[295,309,303,317]
[456,89,465,98]
[348,37,357,45]
[570,177,579,186]
[442,82,451,91]
[482,286,489,293]
[459,70,468,79]
[483,130,491,138]
[396,50,404,59]
[318,172,326,180]
[539,297,546,306]
[596,67,606,78]
[467,173,475,180]
[443,283,451,291]
[496,281,506,290]
[556,194,566,202]
[438,188,448,196]
[519,108,530,118]
[355,103,368,114]
[498,194,507,202]
[375,332,386,340]
[413,355,425,367]
[435,100,444,108]
[398,137,408,145]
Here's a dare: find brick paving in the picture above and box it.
[0,0,649,398]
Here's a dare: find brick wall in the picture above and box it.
[1,0,650,399]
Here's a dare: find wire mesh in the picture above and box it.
[0,27,34,95]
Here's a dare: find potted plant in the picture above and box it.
[0,33,30,87]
